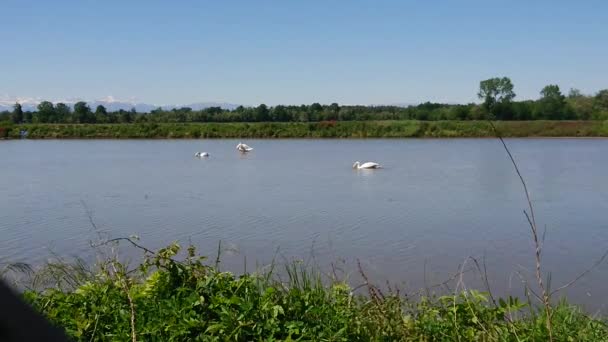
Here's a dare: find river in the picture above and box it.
[1,139,607,311]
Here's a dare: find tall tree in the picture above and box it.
[55,103,72,122]
[568,88,583,99]
[117,108,135,123]
[255,104,270,122]
[271,105,288,121]
[328,103,340,120]
[537,84,567,119]
[95,105,108,123]
[595,89,608,109]
[74,101,92,123]
[540,84,564,99]
[310,103,323,112]
[477,77,515,119]
[36,101,55,123]
[11,103,23,123]
[95,105,107,115]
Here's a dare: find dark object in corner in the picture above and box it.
[0,280,70,342]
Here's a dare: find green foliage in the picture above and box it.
[36,101,55,123]
[596,90,608,109]
[19,242,608,341]
[478,77,516,117]
[6,83,608,125]
[74,101,94,123]
[537,85,571,119]
[55,103,72,123]
[11,103,23,123]
[5,120,608,139]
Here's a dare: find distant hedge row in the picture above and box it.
[3,121,608,139]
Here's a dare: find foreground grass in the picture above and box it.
[12,242,607,341]
[3,120,608,139]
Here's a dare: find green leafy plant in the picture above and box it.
[13,239,607,341]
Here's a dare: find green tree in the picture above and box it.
[310,103,323,112]
[36,101,55,123]
[327,103,340,120]
[24,111,33,123]
[271,105,288,121]
[107,111,118,123]
[448,105,470,120]
[128,107,137,122]
[565,89,595,120]
[537,84,567,119]
[540,84,564,100]
[595,89,608,109]
[95,105,108,123]
[11,103,23,123]
[95,105,107,115]
[477,77,515,119]
[568,88,583,99]
[117,108,135,123]
[308,103,322,121]
[55,103,71,122]
[74,101,92,123]
[255,104,270,122]
[174,107,189,122]
[511,101,534,120]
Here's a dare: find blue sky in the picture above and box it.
[1,0,607,106]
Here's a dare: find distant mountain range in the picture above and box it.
[0,97,240,112]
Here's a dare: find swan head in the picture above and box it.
[352,161,360,169]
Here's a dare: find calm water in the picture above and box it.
[1,139,608,311]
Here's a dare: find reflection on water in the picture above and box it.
[1,138,608,311]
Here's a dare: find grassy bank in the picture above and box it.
[8,241,606,341]
[3,120,608,139]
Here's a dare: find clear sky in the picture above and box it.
[2,0,607,106]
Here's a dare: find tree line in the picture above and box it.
[2,78,607,124]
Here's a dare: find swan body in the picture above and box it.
[353,161,381,169]
[236,142,253,152]
[194,152,209,157]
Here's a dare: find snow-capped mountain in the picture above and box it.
[0,96,240,112]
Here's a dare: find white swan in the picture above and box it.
[194,152,209,158]
[353,161,381,169]
[236,142,253,152]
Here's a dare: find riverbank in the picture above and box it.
[13,241,607,341]
[2,120,608,139]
